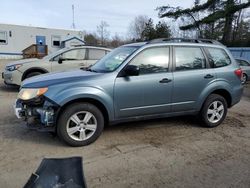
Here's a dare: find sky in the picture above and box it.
[0,0,194,37]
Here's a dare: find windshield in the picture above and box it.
[90,46,138,73]
[42,48,69,60]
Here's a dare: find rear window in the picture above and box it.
[206,48,231,68]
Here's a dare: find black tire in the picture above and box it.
[200,94,228,128]
[25,72,42,79]
[242,73,247,84]
[57,102,104,146]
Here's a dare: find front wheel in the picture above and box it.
[25,72,42,80]
[57,103,104,146]
[200,94,227,128]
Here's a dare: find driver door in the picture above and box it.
[114,46,173,118]
[51,48,87,72]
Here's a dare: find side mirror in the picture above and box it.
[123,65,140,76]
[58,57,63,64]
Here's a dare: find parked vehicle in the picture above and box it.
[235,58,250,84]
[14,38,243,146]
[2,46,111,86]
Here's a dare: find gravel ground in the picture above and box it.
[0,60,250,188]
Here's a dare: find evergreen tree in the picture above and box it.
[157,0,250,44]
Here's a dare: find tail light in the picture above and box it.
[234,68,243,80]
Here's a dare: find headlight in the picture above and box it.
[6,64,22,71]
[18,88,48,100]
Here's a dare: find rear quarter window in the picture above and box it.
[205,48,231,68]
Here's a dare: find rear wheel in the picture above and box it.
[200,94,227,128]
[57,103,104,146]
[242,73,247,84]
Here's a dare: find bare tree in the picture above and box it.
[97,21,110,45]
[128,15,149,40]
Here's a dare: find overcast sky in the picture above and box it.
[1,0,194,37]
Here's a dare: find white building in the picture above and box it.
[0,23,85,59]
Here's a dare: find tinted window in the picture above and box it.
[129,47,169,74]
[206,48,231,68]
[88,49,106,60]
[237,59,249,66]
[53,49,86,61]
[175,47,206,71]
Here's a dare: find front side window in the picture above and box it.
[88,49,106,60]
[129,47,169,74]
[53,49,86,61]
[0,31,7,44]
[206,48,231,68]
[175,47,206,71]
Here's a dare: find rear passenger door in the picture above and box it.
[172,46,216,112]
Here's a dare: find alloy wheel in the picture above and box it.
[66,111,97,141]
[207,101,224,124]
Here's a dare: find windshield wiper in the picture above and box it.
[84,68,98,73]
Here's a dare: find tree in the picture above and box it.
[97,21,110,46]
[141,19,172,41]
[157,0,250,44]
[128,15,149,40]
[109,34,124,48]
[84,33,98,46]
[155,21,171,38]
[141,19,156,40]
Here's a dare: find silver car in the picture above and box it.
[235,58,250,84]
[2,46,111,86]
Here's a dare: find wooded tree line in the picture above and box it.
[85,0,250,48]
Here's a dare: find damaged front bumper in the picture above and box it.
[14,97,60,132]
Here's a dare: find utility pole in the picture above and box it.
[71,4,76,29]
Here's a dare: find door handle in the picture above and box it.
[159,78,172,83]
[204,74,214,79]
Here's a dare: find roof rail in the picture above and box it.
[72,44,109,48]
[147,38,223,45]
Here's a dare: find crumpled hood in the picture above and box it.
[22,70,101,88]
[6,58,39,67]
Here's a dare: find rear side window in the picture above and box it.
[237,59,249,66]
[206,48,231,68]
[88,49,106,60]
[175,47,206,71]
[129,47,169,75]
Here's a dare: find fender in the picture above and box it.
[22,67,49,81]
[196,79,233,110]
[45,86,114,121]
